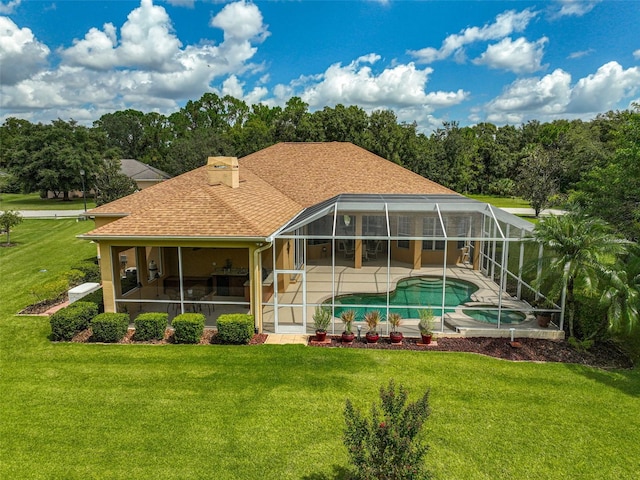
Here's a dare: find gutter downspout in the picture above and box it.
[253,241,273,333]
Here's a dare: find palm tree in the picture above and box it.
[600,246,640,335]
[533,213,628,339]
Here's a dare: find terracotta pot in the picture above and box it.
[389,332,403,344]
[341,331,355,343]
[315,330,327,342]
[366,332,380,343]
[536,313,552,328]
[420,333,432,345]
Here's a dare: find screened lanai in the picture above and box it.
[264,194,564,338]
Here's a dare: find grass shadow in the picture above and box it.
[301,464,352,480]
[564,363,640,397]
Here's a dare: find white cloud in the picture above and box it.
[485,69,573,123]
[633,49,640,60]
[270,55,467,129]
[409,9,537,63]
[217,75,268,106]
[568,61,640,113]
[1,1,270,123]
[61,0,182,71]
[552,0,600,18]
[0,16,50,85]
[568,49,594,59]
[473,37,548,74]
[484,61,640,123]
[0,0,21,15]
[211,0,269,43]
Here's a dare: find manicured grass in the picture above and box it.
[0,219,97,315]
[467,194,531,209]
[2,220,640,479]
[0,192,96,210]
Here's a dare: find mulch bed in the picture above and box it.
[25,292,633,369]
[64,329,633,369]
[309,335,634,370]
[19,296,68,316]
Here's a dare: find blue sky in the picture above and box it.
[1,0,639,132]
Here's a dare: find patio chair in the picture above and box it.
[199,290,216,315]
[344,243,355,259]
[366,240,382,259]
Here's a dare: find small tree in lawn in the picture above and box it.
[0,209,23,245]
[93,158,137,206]
[344,380,431,480]
[518,145,560,217]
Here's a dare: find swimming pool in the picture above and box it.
[463,307,527,324]
[326,276,478,320]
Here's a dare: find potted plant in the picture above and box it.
[388,312,403,344]
[340,309,356,343]
[418,308,434,345]
[364,310,381,343]
[313,306,332,341]
[533,298,554,328]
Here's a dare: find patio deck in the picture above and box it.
[262,262,564,339]
[117,260,563,340]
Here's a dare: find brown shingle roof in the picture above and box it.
[85,142,458,239]
[240,142,455,206]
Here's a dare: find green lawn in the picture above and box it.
[2,220,640,479]
[0,192,96,210]
[466,194,531,209]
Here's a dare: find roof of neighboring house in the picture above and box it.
[119,159,171,182]
[84,142,459,239]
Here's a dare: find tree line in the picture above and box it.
[1,94,638,239]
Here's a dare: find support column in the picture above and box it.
[136,247,149,285]
[411,217,422,269]
[355,215,363,269]
[100,243,115,313]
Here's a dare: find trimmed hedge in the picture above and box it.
[81,288,104,313]
[70,261,101,283]
[50,301,99,341]
[134,312,168,341]
[217,313,255,345]
[91,312,129,343]
[172,313,205,344]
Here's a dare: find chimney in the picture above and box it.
[207,156,239,188]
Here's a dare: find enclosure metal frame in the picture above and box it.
[267,194,563,334]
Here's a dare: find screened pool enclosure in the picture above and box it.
[264,194,564,338]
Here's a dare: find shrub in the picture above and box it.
[574,295,609,342]
[64,269,86,288]
[81,288,105,313]
[30,278,69,304]
[91,312,129,343]
[344,380,431,480]
[50,301,98,341]
[134,312,168,341]
[172,313,205,344]
[217,314,254,344]
[487,177,516,197]
[71,261,101,283]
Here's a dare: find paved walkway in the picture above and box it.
[1,209,86,218]
[264,334,309,345]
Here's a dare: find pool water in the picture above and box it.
[464,308,526,324]
[327,276,478,320]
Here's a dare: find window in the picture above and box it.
[397,216,410,249]
[422,217,445,251]
[362,215,385,236]
[455,216,470,249]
